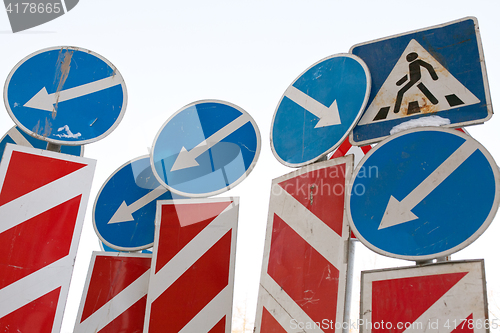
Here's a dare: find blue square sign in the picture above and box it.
[349,17,492,145]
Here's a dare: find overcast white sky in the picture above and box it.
[0,1,500,332]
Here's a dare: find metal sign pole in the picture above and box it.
[343,236,356,333]
[46,142,61,153]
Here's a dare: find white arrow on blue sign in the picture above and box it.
[349,17,492,146]
[347,127,500,261]
[4,46,127,145]
[150,100,261,197]
[270,53,370,167]
[93,156,178,252]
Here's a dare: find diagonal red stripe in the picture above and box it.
[98,296,148,333]
[81,255,151,322]
[261,307,287,333]
[0,150,86,206]
[451,314,474,332]
[267,214,339,332]
[208,316,226,333]
[0,287,61,333]
[330,137,353,160]
[0,195,81,289]
[149,231,232,333]
[372,272,468,333]
[155,201,231,274]
[278,164,345,237]
[360,145,372,154]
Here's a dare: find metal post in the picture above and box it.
[436,256,451,262]
[46,142,61,153]
[343,236,356,333]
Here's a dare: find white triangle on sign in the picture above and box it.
[358,39,480,125]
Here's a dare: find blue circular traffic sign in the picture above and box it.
[93,156,178,251]
[4,46,127,145]
[271,53,370,167]
[151,100,261,197]
[347,127,500,260]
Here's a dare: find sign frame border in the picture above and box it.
[359,259,489,333]
[3,46,128,146]
[93,154,163,252]
[73,251,152,333]
[346,127,500,261]
[150,99,261,198]
[348,16,492,146]
[254,155,354,333]
[270,53,371,168]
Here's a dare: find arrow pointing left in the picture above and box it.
[24,75,123,112]
[108,185,168,224]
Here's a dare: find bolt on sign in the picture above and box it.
[74,252,152,333]
[360,260,489,333]
[254,156,354,333]
[0,144,95,333]
[143,197,239,333]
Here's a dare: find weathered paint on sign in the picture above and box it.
[254,156,353,333]
[144,197,239,333]
[350,17,492,145]
[0,144,95,333]
[360,260,489,333]
[74,252,152,333]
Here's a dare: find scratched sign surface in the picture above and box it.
[270,54,370,167]
[4,46,127,145]
[254,156,353,333]
[349,17,492,145]
[0,144,95,333]
[361,260,489,333]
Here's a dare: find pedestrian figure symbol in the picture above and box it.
[356,39,480,124]
[350,18,491,146]
[394,52,438,114]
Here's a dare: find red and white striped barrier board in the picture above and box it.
[361,260,489,333]
[0,144,95,333]
[144,197,239,333]
[330,138,371,239]
[74,252,152,333]
[254,156,354,333]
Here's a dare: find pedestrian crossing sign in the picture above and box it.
[349,17,492,146]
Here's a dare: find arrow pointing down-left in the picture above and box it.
[108,186,168,224]
[378,139,478,230]
[171,113,251,172]
[24,76,123,112]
